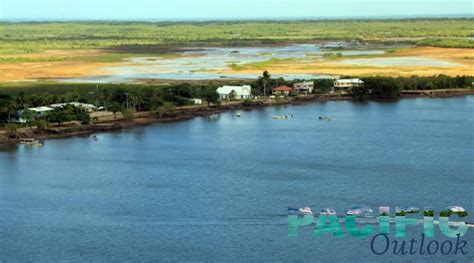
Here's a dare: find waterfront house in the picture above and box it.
[272,86,294,96]
[50,102,97,112]
[10,106,54,124]
[216,85,252,100]
[334,79,364,93]
[293,81,314,94]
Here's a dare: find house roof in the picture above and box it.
[273,86,293,91]
[217,85,251,95]
[335,79,364,84]
[28,106,54,112]
[50,102,97,109]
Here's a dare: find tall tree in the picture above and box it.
[108,102,122,119]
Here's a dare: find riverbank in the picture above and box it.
[0,95,341,147]
[1,89,473,148]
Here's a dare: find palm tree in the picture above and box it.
[21,109,35,129]
[262,70,271,97]
[108,102,122,119]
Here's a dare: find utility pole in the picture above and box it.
[96,84,99,107]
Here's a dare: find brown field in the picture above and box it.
[0,49,114,82]
[0,61,112,82]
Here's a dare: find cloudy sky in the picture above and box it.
[1,0,472,20]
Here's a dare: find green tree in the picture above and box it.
[108,101,122,119]
[48,108,71,126]
[262,70,271,96]
[122,109,135,119]
[0,94,17,124]
[21,109,35,128]
[158,102,176,118]
[34,120,47,131]
[200,87,219,107]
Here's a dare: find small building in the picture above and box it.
[334,79,364,89]
[190,98,203,105]
[272,86,293,96]
[50,102,97,112]
[216,85,252,100]
[293,81,314,94]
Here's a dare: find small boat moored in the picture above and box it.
[272,115,288,120]
[320,208,337,216]
[288,207,314,216]
[208,113,219,120]
[20,138,44,147]
[319,116,332,121]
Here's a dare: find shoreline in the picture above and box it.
[1,90,473,148]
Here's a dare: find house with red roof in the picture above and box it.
[272,86,294,96]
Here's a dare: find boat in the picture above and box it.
[288,207,314,216]
[92,135,99,141]
[208,113,219,120]
[318,116,332,121]
[20,138,44,147]
[272,115,288,120]
[347,206,373,216]
[235,112,242,117]
[320,208,337,216]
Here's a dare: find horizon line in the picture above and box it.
[1,13,472,23]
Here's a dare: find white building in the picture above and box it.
[29,106,54,115]
[216,85,252,100]
[50,102,97,112]
[293,81,314,94]
[10,106,54,124]
[334,79,364,89]
[190,98,203,105]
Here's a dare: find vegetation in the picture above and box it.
[0,82,221,127]
[353,75,473,100]
[0,73,472,128]
[423,210,434,217]
[1,19,473,54]
[439,210,468,218]
[416,38,474,49]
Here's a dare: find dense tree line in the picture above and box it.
[1,74,472,126]
[353,75,473,100]
[0,84,220,126]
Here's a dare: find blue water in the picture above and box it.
[1,97,473,262]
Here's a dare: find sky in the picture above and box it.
[0,0,472,20]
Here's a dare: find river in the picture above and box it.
[0,96,473,262]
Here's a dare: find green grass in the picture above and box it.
[415,38,474,48]
[0,56,69,63]
[0,19,473,54]
[229,58,298,70]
